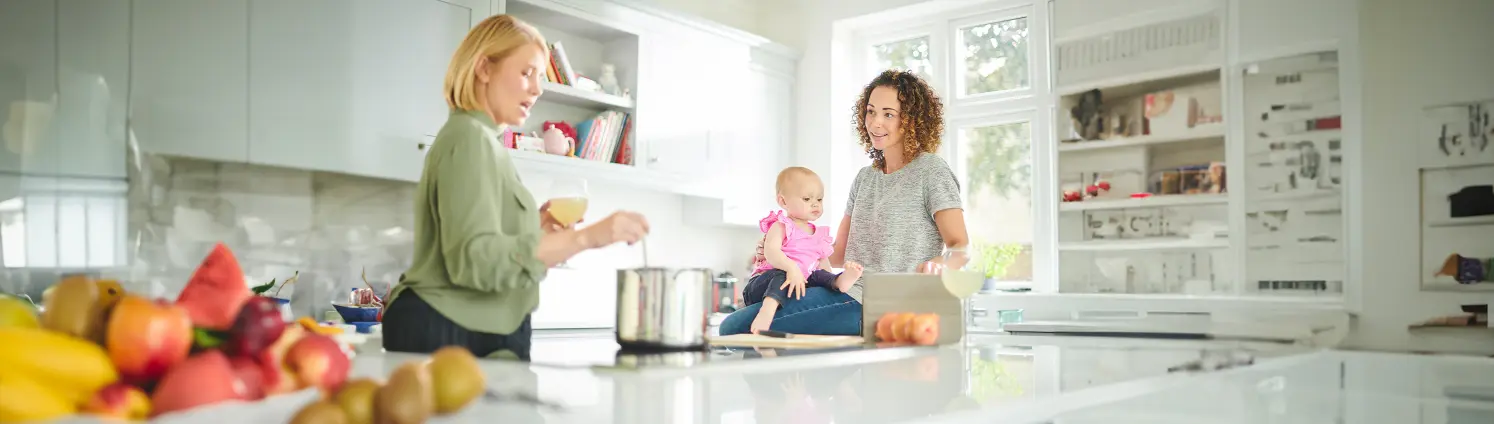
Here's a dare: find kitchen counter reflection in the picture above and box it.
[339,333,1306,424]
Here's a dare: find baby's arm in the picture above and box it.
[762,223,804,278]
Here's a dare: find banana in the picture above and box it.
[0,327,118,403]
[0,373,78,422]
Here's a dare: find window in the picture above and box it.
[0,176,128,269]
[838,2,1052,286]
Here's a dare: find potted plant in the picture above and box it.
[976,243,1022,292]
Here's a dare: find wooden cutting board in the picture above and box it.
[707,334,865,348]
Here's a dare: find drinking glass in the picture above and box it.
[548,177,589,229]
[923,246,983,299]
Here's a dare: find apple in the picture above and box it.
[874,313,896,341]
[227,297,287,357]
[151,350,252,417]
[259,325,308,396]
[82,382,151,420]
[908,313,940,346]
[285,334,351,393]
[888,313,916,343]
[229,356,267,400]
[107,295,192,384]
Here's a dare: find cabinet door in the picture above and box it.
[130,0,250,163]
[0,0,59,176]
[56,0,130,179]
[722,65,794,225]
[634,21,747,181]
[248,0,472,182]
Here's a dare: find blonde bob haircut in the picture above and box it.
[443,15,548,111]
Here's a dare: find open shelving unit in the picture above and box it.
[1051,11,1235,297]
[500,0,644,181]
[1416,98,1494,293]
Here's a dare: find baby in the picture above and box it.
[744,167,863,334]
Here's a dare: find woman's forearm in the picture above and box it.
[536,231,587,267]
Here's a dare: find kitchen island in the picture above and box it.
[57,333,1494,423]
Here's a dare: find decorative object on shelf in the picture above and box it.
[1433,102,1490,157]
[1435,253,1491,285]
[1449,185,1494,218]
[571,75,602,93]
[515,135,546,153]
[598,63,622,96]
[1145,81,1223,136]
[540,121,577,156]
[1069,89,1103,140]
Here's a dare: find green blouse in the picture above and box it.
[386,109,548,335]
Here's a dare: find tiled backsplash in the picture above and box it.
[1,154,761,324]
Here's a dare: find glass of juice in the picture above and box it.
[548,177,589,229]
[922,246,983,299]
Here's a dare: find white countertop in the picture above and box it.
[56,333,1494,423]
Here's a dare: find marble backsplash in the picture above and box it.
[1,152,760,323]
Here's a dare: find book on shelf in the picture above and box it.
[545,42,577,86]
[574,110,633,165]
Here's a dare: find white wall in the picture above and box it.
[1349,0,1494,352]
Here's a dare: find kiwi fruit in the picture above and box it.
[291,401,348,424]
[334,378,382,424]
[428,346,486,414]
[374,362,434,424]
[41,276,105,340]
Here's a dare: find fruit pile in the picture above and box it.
[873,312,941,345]
[290,346,486,424]
[0,243,353,422]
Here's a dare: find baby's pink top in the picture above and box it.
[752,210,833,278]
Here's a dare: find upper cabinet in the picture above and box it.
[0,0,130,179]
[130,0,251,164]
[247,0,481,182]
[0,0,61,176]
[634,18,750,182]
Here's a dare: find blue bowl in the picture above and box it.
[269,297,291,305]
[333,304,380,322]
[348,321,380,334]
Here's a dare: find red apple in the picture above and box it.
[229,356,266,400]
[82,382,151,420]
[285,334,351,393]
[259,325,307,395]
[908,313,940,346]
[106,295,192,384]
[151,350,252,417]
[228,296,287,357]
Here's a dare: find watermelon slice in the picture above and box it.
[175,243,251,331]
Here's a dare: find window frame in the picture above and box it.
[845,0,1057,288]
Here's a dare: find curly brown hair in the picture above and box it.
[853,69,944,170]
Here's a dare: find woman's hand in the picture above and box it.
[779,271,808,300]
[577,211,650,249]
[539,200,585,233]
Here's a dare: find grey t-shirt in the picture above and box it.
[843,153,964,302]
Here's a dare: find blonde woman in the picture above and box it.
[382,15,650,359]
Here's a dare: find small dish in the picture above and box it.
[332,303,380,322]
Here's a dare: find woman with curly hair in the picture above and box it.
[719,69,969,336]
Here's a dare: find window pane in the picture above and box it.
[871,36,933,80]
[960,121,1033,281]
[959,17,1030,96]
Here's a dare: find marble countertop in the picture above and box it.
[56,333,1494,423]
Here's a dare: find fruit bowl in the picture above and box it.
[332,304,379,323]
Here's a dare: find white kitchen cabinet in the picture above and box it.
[720,62,794,226]
[0,0,59,176]
[56,0,130,179]
[248,0,479,183]
[130,0,250,163]
[633,19,749,184]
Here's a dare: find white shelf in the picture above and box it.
[1427,215,1494,228]
[1056,63,1221,97]
[1058,237,1229,252]
[1420,281,1494,292]
[1057,126,1225,153]
[508,150,698,196]
[539,82,634,110]
[1060,194,1228,212]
